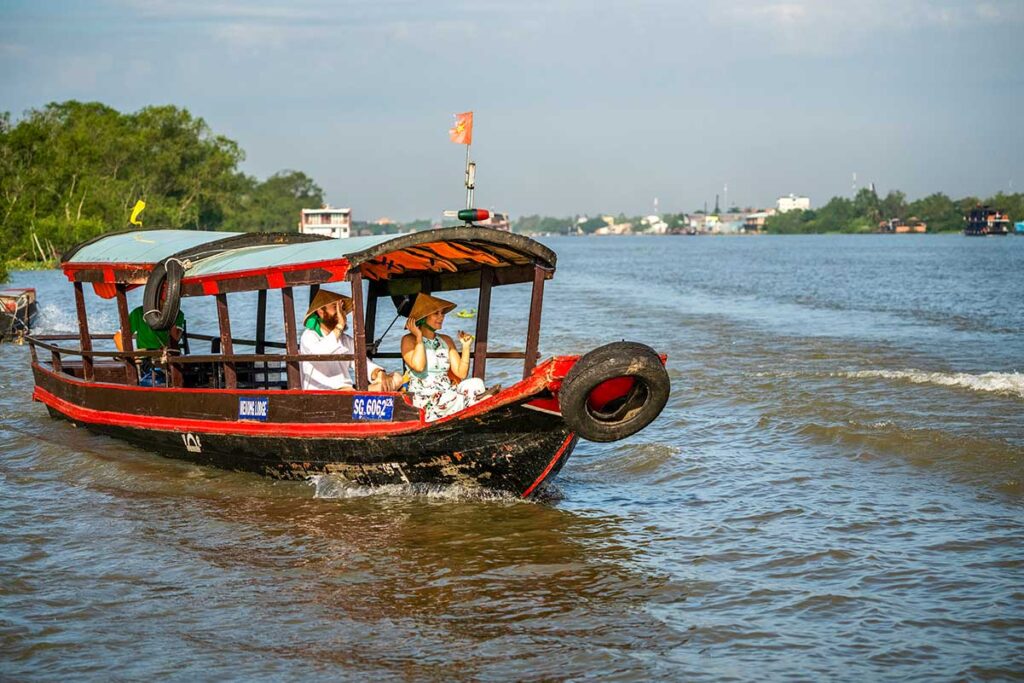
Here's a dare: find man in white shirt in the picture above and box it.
[299,289,403,392]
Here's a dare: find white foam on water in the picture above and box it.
[840,369,1024,399]
[34,304,117,335]
[307,474,541,503]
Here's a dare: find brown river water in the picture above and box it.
[1,234,1022,680]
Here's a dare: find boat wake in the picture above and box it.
[34,304,117,335]
[838,369,1024,399]
[307,474,560,502]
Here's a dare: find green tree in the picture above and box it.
[0,100,330,262]
[765,209,814,233]
[879,190,907,221]
[853,187,881,224]
[906,193,961,232]
[224,170,323,232]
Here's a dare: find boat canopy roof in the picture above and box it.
[63,229,245,267]
[63,227,556,297]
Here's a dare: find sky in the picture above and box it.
[1,0,1022,221]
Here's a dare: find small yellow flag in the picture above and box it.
[129,200,146,226]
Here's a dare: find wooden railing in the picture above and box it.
[26,332,527,390]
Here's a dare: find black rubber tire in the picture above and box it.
[559,341,670,442]
[142,259,183,331]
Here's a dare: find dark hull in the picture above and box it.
[32,363,576,497]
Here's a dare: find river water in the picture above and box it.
[1,234,1022,680]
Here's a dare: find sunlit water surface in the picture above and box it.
[1,234,1022,680]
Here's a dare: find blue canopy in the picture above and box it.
[63,230,242,266]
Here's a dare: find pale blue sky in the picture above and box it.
[2,0,1022,220]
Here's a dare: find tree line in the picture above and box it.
[0,100,324,268]
[763,188,1023,234]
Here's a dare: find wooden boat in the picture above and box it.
[0,287,38,341]
[25,225,670,497]
[964,206,1010,236]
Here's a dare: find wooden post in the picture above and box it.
[50,348,62,374]
[364,285,378,358]
[256,289,267,354]
[282,287,300,389]
[349,270,368,390]
[473,266,493,380]
[256,289,267,388]
[73,282,94,381]
[216,293,236,389]
[167,308,184,388]
[114,284,138,385]
[523,263,547,378]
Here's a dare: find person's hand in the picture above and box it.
[458,330,473,349]
[405,317,422,339]
[383,372,402,392]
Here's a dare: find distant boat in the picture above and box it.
[878,218,927,233]
[1015,221,1024,235]
[964,206,1010,236]
[456,308,477,319]
[0,287,38,341]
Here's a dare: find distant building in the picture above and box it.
[744,209,777,233]
[478,211,512,232]
[299,206,351,239]
[641,215,669,234]
[777,194,810,213]
[594,222,633,235]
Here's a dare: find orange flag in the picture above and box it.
[449,111,473,145]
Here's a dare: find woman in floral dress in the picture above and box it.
[400,293,489,421]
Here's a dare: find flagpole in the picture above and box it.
[465,143,473,209]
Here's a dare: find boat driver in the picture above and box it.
[115,304,185,387]
[299,289,403,392]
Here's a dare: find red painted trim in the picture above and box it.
[525,396,561,414]
[63,262,154,279]
[201,280,219,295]
[267,271,285,288]
[521,432,575,498]
[64,261,154,272]
[33,385,426,438]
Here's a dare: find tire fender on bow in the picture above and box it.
[559,341,670,442]
[142,258,184,331]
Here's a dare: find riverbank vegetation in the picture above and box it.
[764,188,1024,234]
[1,101,323,268]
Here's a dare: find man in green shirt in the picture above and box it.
[123,306,186,386]
[128,306,185,350]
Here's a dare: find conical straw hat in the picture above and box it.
[408,292,456,322]
[304,289,353,323]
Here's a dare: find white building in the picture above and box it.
[642,215,668,234]
[299,206,351,239]
[478,211,512,232]
[776,194,810,213]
